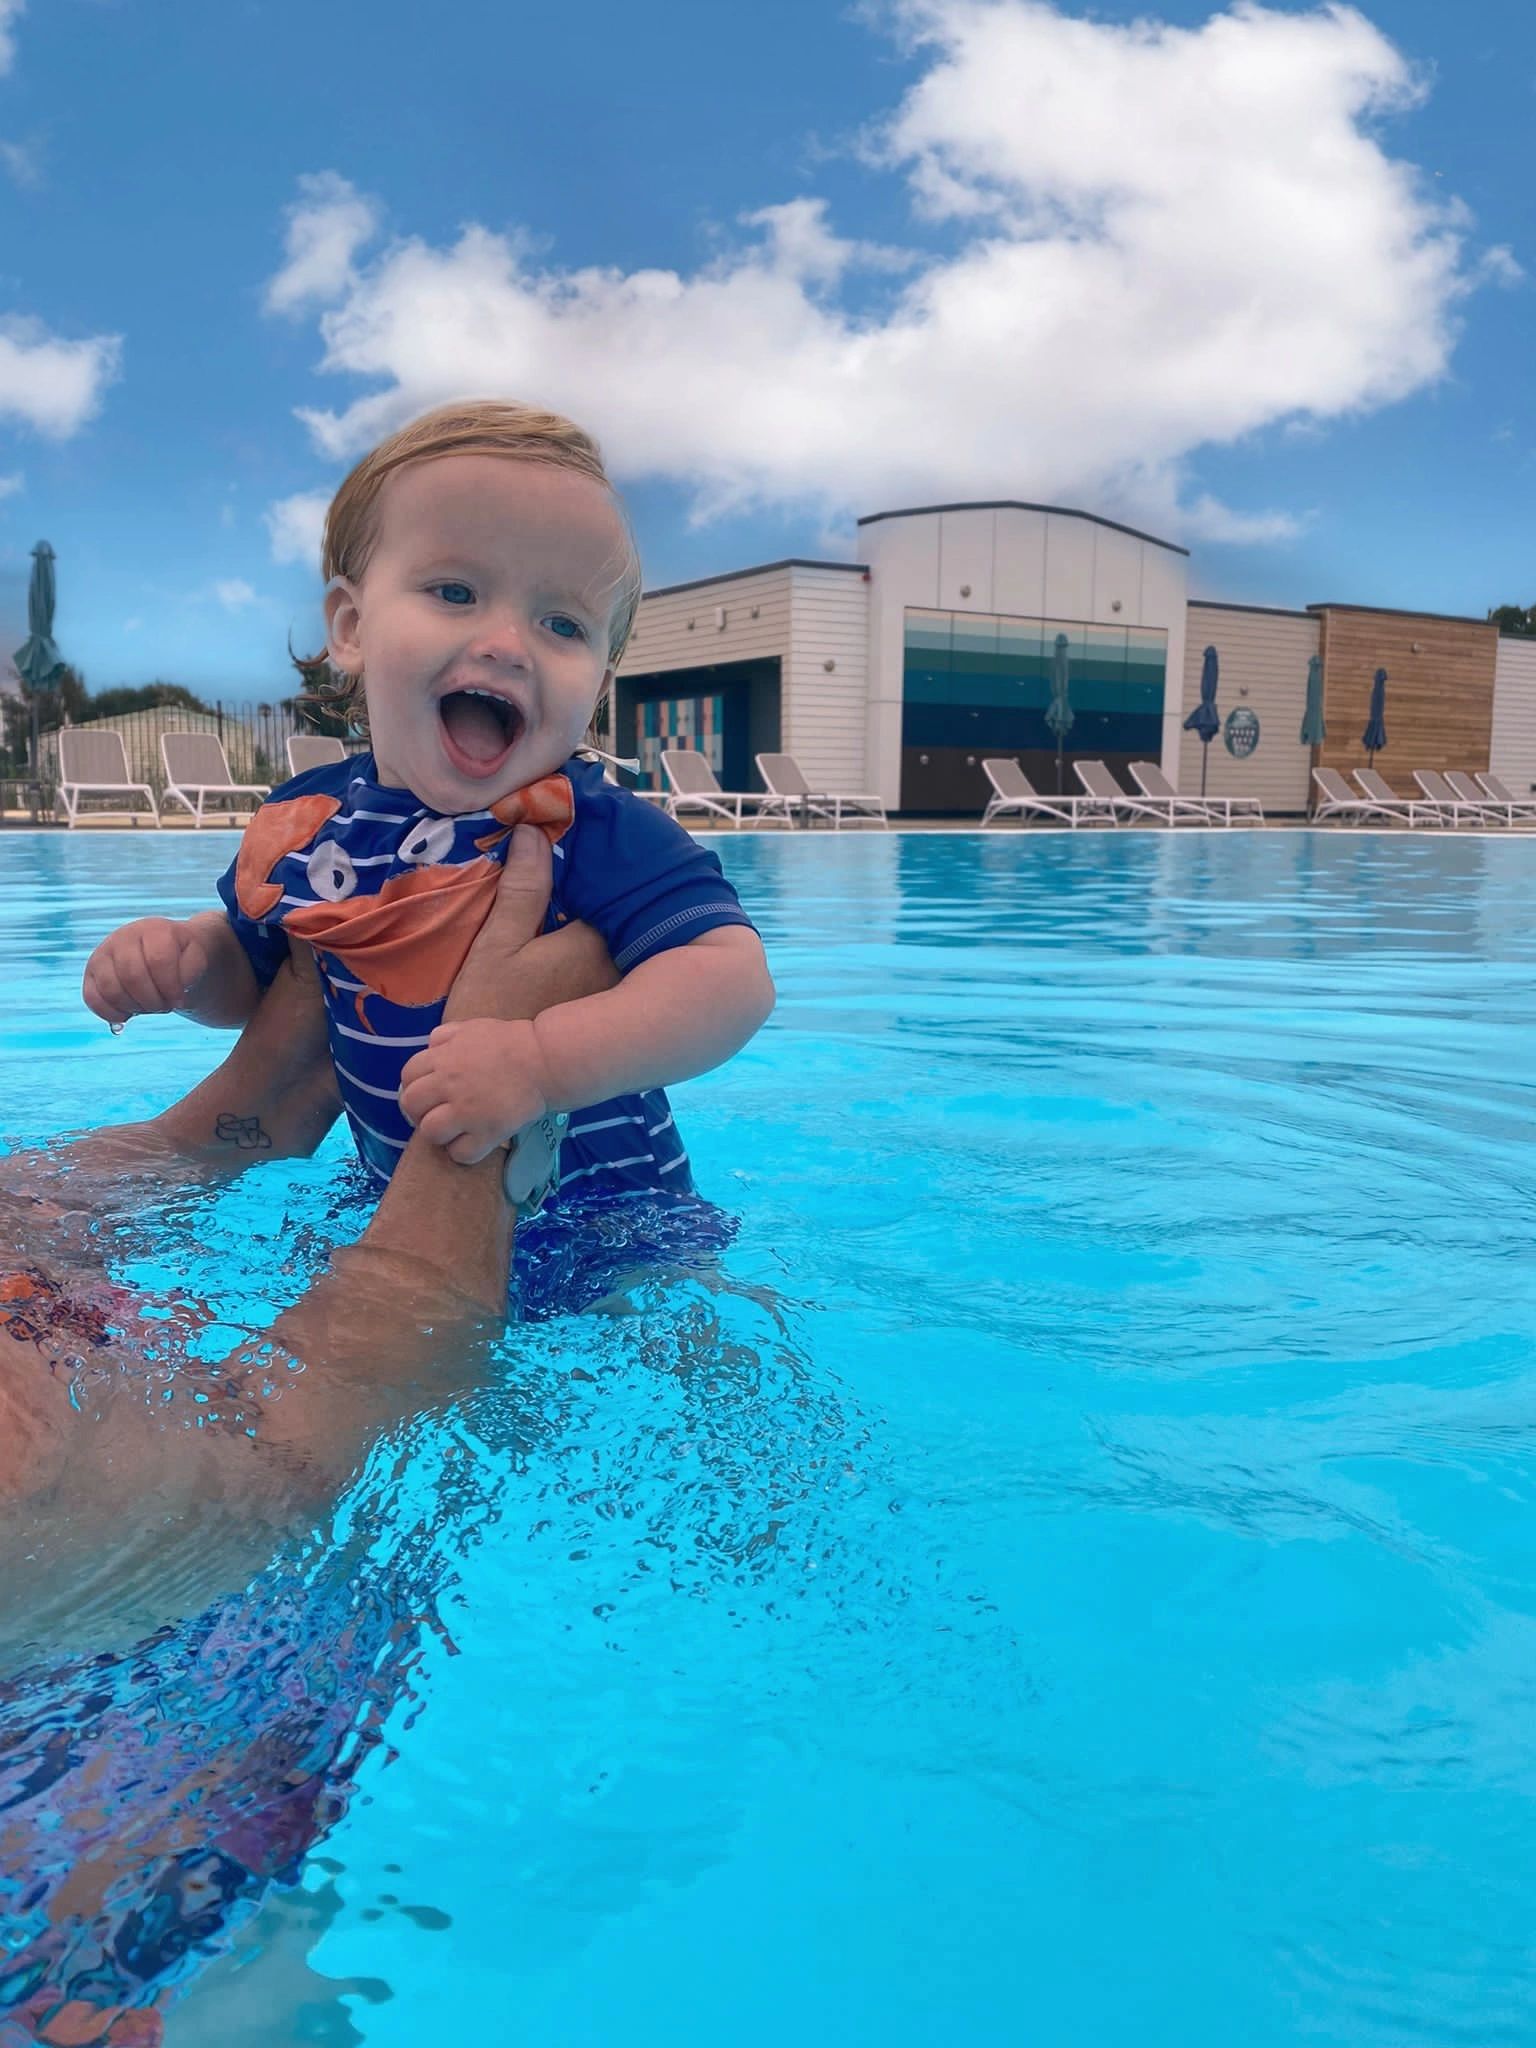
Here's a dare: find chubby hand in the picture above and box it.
[83,916,211,1027]
[399,1018,557,1166]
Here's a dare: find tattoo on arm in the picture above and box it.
[215,1112,273,1152]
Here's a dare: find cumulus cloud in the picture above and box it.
[264,489,327,567]
[265,170,382,317]
[0,317,120,437]
[213,578,257,610]
[264,1,1502,545]
[0,469,21,499]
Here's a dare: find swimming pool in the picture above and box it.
[4,825,1536,2046]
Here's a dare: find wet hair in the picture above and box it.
[295,397,642,735]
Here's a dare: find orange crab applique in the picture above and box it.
[248,774,576,1012]
[234,793,344,921]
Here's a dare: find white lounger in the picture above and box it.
[286,733,348,777]
[57,728,159,827]
[1410,769,1492,829]
[160,731,270,825]
[756,751,888,829]
[1074,760,1166,827]
[980,758,1088,828]
[1131,760,1263,827]
[1475,772,1536,825]
[1353,767,1425,827]
[661,748,785,829]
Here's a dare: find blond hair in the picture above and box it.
[297,398,641,733]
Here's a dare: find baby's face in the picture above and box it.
[324,453,624,813]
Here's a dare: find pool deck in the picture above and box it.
[6,810,1536,839]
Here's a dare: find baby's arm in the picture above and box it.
[399,924,773,1165]
[83,908,262,1029]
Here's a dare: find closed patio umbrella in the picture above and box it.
[1183,645,1220,797]
[13,540,63,776]
[1299,654,1326,747]
[1044,632,1074,794]
[1362,667,1387,767]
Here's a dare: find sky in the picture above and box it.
[0,0,1532,700]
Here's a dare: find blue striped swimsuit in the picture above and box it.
[216,753,755,1210]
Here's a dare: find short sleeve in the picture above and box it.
[554,766,756,973]
[216,851,291,989]
[210,754,359,990]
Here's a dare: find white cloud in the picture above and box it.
[0,140,38,188]
[266,2,1501,546]
[213,578,258,610]
[0,469,21,499]
[0,2,23,76]
[264,489,327,566]
[123,616,142,633]
[0,317,120,437]
[265,170,382,317]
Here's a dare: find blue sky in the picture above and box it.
[0,0,1532,700]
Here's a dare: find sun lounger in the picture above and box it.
[1474,772,1536,825]
[287,734,348,777]
[1351,768,1422,826]
[57,728,160,827]
[1312,767,1398,825]
[1443,771,1511,824]
[1411,769,1495,829]
[160,731,270,825]
[978,758,1095,827]
[1130,761,1264,827]
[1073,760,1167,827]
[661,748,786,829]
[756,752,888,829]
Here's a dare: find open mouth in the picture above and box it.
[438,688,525,778]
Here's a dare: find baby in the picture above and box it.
[82,399,774,1231]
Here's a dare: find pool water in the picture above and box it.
[4,826,1536,2046]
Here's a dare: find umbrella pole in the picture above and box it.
[1200,743,1209,798]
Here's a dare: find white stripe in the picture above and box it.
[347,805,425,825]
[331,1019,432,1048]
[283,848,397,869]
[346,1107,407,1150]
[557,1150,656,1187]
[334,1059,405,1102]
[324,972,367,993]
[646,1112,675,1140]
[568,1112,646,1137]
[656,1151,688,1174]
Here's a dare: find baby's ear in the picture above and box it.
[323,576,364,674]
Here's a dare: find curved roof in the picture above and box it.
[855,500,1188,558]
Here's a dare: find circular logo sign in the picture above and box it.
[1223,707,1261,759]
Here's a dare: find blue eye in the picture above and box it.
[544,615,587,642]
[431,582,475,606]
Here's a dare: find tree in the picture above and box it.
[28,663,92,734]
[1488,604,1536,638]
[89,681,212,720]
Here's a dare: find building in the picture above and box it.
[613,500,1536,815]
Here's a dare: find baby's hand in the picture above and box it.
[399,1019,554,1166]
[83,917,212,1027]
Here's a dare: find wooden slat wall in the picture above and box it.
[785,568,871,791]
[1178,604,1318,813]
[1315,608,1499,796]
[1490,635,1536,798]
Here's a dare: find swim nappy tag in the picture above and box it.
[504,1111,569,1220]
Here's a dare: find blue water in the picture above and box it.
[4,826,1536,2046]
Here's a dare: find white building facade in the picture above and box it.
[613,500,1533,816]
